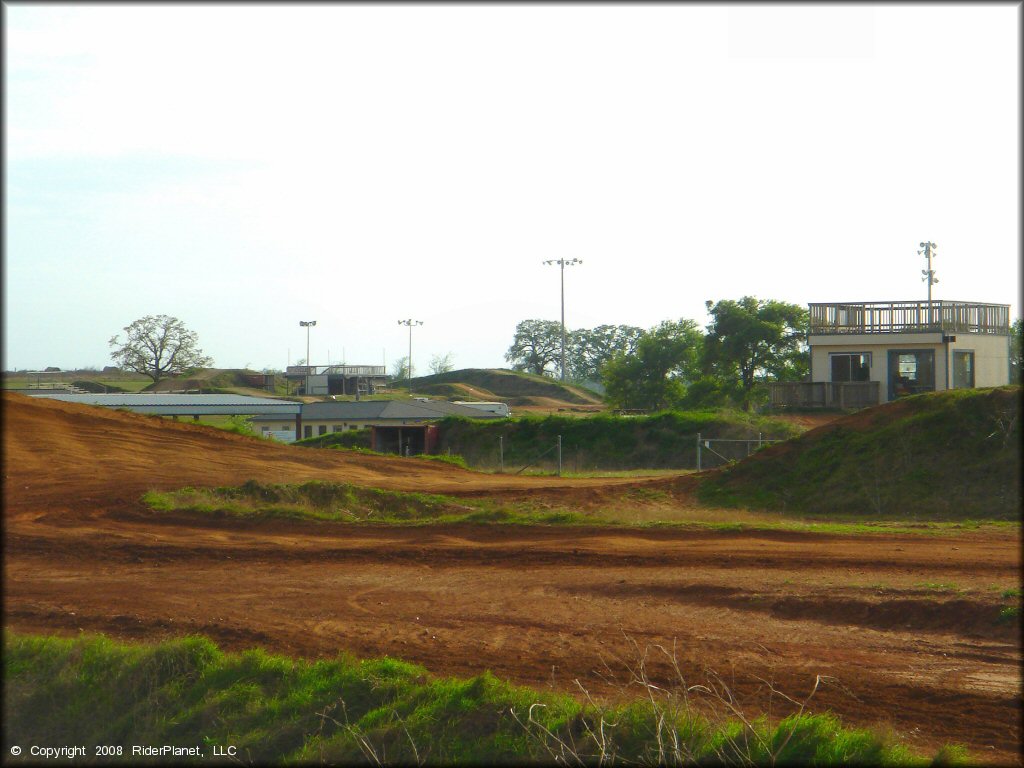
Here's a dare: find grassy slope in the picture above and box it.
[4,633,954,766]
[698,387,1021,519]
[436,410,802,471]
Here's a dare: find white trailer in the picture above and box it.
[453,401,511,418]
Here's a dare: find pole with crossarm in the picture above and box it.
[542,258,582,381]
[397,319,423,394]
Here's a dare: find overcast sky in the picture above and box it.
[4,3,1020,373]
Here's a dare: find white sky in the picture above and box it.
[4,3,1020,373]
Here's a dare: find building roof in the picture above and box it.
[252,399,503,422]
[25,393,301,416]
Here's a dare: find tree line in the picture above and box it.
[105,310,1024,396]
[505,297,809,411]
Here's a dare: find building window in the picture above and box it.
[830,352,871,382]
[303,425,312,439]
[333,425,344,433]
[888,350,935,398]
[953,351,975,389]
[318,425,327,436]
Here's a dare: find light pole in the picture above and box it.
[397,319,423,394]
[543,258,582,381]
[918,242,938,325]
[299,320,316,394]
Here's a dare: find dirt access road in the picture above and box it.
[3,393,1020,765]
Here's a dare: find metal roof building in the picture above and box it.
[25,393,302,417]
[249,398,505,445]
[299,399,504,421]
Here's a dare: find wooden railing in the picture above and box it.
[809,301,1009,335]
[769,381,880,410]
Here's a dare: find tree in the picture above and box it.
[1010,318,1023,384]
[429,352,455,375]
[108,315,213,383]
[505,319,563,376]
[567,324,645,383]
[703,297,808,409]
[602,319,703,410]
[391,356,410,383]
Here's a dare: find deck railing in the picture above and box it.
[809,301,1009,335]
[769,381,880,410]
[286,365,387,377]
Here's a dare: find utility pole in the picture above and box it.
[918,241,939,325]
[397,319,423,394]
[299,320,316,394]
[542,258,582,381]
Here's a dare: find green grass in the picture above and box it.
[293,429,372,450]
[140,480,1021,538]
[434,409,802,471]
[4,632,967,766]
[915,582,965,594]
[141,480,591,526]
[698,387,1022,520]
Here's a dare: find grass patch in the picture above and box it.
[142,481,589,526]
[293,430,373,450]
[4,632,964,766]
[141,481,1023,537]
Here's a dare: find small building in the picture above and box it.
[251,398,504,452]
[770,299,1011,409]
[285,365,388,396]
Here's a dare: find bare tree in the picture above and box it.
[108,315,213,383]
[391,356,410,383]
[429,352,455,375]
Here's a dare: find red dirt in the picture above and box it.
[3,392,1020,764]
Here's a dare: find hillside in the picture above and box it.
[407,368,603,409]
[697,386,1022,519]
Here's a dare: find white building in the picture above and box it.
[771,299,1011,408]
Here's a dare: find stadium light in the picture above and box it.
[542,258,582,382]
[917,242,938,324]
[299,320,316,394]
[397,319,423,394]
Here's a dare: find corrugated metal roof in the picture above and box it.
[27,393,301,415]
[252,399,503,422]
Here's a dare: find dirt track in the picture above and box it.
[3,393,1021,764]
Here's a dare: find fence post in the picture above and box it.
[499,436,504,473]
[557,435,562,477]
[696,432,701,471]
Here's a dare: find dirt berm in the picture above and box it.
[697,386,1021,518]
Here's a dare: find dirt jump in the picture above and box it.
[3,392,1020,765]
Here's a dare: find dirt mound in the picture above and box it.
[698,387,1022,519]
[0,392,656,521]
[410,368,602,406]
